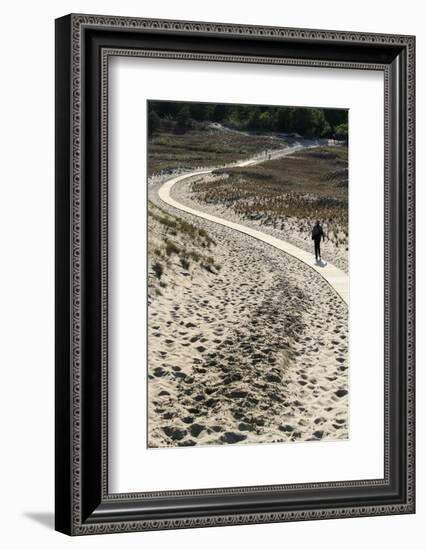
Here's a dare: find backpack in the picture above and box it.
[312,225,321,239]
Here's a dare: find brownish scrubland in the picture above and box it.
[190,146,348,258]
[147,125,287,176]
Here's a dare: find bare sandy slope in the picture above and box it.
[147,177,349,448]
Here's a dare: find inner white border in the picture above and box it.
[109,56,384,494]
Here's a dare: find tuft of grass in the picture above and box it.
[165,240,181,256]
[152,261,163,279]
[152,246,163,258]
[149,205,216,246]
[180,257,190,270]
[187,250,200,262]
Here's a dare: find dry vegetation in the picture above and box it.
[190,146,348,250]
[147,126,287,176]
[148,202,221,300]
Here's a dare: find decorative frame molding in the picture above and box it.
[55,14,415,535]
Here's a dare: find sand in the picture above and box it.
[147,156,349,448]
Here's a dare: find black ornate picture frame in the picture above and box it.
[55,13,415,535]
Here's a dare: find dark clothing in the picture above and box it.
[314,237,322,260]
[312,223,324,260]
[312,224,324,240]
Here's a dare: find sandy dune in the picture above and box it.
[147,147,349,448]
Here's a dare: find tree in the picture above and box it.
[212,103,228,122]
[149,101,179,118]
[190,103,213,121]
[312,109,332,137]
[148,110,161,138]
[258,111,273,130]
[247,108,261,130]
[273,107,294,133]
[324,108,348,132]
[225,107,245,129]
[335,122,348,142]
[175,105,191,134]
[291,108,314,136]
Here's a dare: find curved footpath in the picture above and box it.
[158,144,349,305]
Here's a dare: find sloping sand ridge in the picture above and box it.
[147,142,349,448]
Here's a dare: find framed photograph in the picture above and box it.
[55,14,415,535]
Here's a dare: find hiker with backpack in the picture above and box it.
[312,221,325,262]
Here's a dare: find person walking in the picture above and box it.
[312,220,325,261]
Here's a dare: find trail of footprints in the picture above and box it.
[148,182,349,448]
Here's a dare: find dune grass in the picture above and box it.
[148,203,221,298]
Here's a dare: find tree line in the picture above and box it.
[148,101,348,140]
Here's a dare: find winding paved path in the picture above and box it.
[158,145,349,305]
